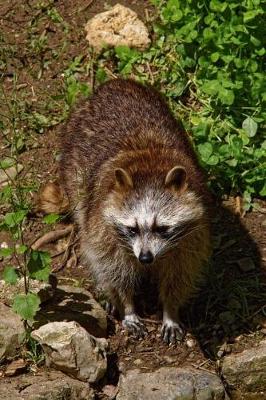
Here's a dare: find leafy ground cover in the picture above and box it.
[95,0,266,205]
[0,0,265,381]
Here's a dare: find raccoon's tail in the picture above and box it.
[36,181,69,215]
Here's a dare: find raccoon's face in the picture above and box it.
[104,166,205,264]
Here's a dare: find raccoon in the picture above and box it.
[60,79,211,344]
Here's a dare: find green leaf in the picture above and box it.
[4,210,27,228]
[33,112,49,126]
[171,9,183,22]
[96,68,107,84]
[218,88,235,105]
[115,46,139,62]
[17,245,28,254]
[243,10,261,23]
[210,0,227,12]
[0,158,16,170]
[259,183,266,197]
[198,143,213,161]
[27,250,51,282]
[43,213,60,224]
[242,117,258,137]
[0,247,13,257]
[210,52,220,62]
[201,80,220,95]
[207,154,219,165]
[3,266,19,285]
[12,292,40,321]
[203,28,215,41]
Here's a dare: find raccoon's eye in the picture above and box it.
[127,225,140,237]
[154,226,171,239]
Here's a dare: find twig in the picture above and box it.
[104,67,117,79]
[139,317,161,324]
[52,228,76,272]
[51,237,79,258]
[146,62,154,85]
[76,0,94,14]
[235,196,242,216]
[31,225,73,250]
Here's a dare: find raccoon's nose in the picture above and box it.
[139,250,154,264]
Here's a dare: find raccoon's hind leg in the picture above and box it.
[105,287,123,318]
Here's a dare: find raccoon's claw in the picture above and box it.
[122,314,147,338]
[105,301,117,316]
[161,320,184,345]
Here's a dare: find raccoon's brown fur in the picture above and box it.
[59,79,212,343]
[36,181,69,215]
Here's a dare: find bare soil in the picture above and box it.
[0,1,266,399]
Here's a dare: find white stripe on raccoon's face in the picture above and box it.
[131,190,204,229]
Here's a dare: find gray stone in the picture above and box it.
[35,285,107,338]
[222,339,266,398]
[85,4,150,51]
[32,321,108,383]
[0,303,25,361]
[1,370,94,399]
[0,276,56,306]
[117,367,226,400]
[0,164,23,186]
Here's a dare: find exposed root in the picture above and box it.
[52,228,78,272]
[31,225,74,250]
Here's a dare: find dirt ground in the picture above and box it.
[0,1,266,398]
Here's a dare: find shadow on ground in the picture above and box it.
[184,204,265,358]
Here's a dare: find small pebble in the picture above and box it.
[162,355,175,364]
[133,359,142,366]
[186,339,196,348]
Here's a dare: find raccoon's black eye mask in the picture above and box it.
[115,221,196,241]
[152,225,171,238]
[114,223,140,238]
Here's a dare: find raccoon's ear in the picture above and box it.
[165,166,187,192]
[115,168,133,190]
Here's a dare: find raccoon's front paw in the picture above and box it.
[161,319,184,344]
[122,314,147,338]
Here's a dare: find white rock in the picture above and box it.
[117,367,226,400]
[0,303,25,361]
[32,321,108,383]
[85,4,150,51]
[35,285,107,338]
[222,339,266,397]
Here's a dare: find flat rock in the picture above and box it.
[4,358,27,377]
[0,164,23,187]
[85,4,150,51]
[222,339,266,398]
[1,370,94,399]
[35,285,107,338]
[117,367,226,400]
[32,321,108,383]
[0,303,25,361]
[0,276,56,306]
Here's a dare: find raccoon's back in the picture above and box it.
[59,78,205,213]
[61,80,195,178]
